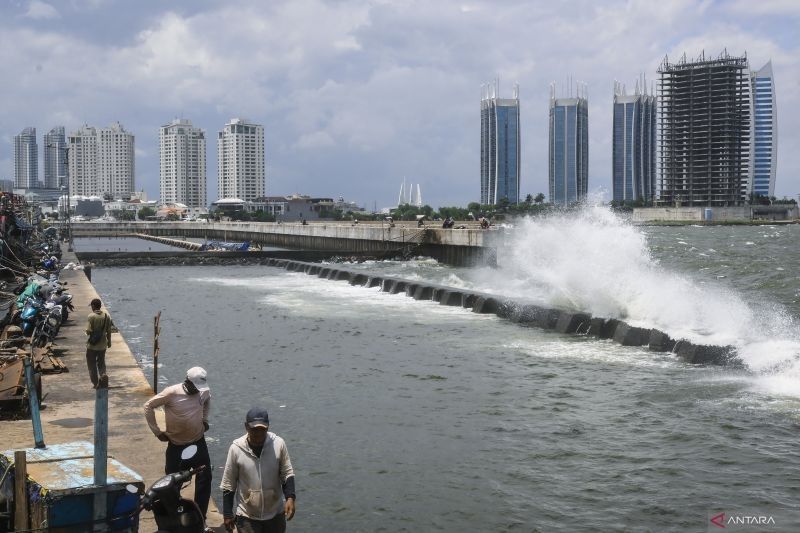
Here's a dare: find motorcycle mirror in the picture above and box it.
[125,484,140,494]
[181,444,198,461]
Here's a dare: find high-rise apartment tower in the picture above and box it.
[160,119,207,208]
[612,80,656,203]
[44,126,68,189]
[750,61,777,198]
[658,51,752,206]
[14,127,38,188]
[217,118,265,201]
[549,82,588,205]
[68,122,135,198]
[480,80,521,205]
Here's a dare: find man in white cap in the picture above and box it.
[144,366,212,521]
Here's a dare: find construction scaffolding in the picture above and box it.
[657,50,752,206]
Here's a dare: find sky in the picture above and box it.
[0,0,798,209]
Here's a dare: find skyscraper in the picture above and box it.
[160,119,207,208]
[68,122,135,199]
[612,80,656,204]
[44,126,68,189]
[14,127,38,189]
[750,60,777,198]
[480,80,520,205]
[217,118,265,201]
[549,83,588,205]
[658,51,752,206]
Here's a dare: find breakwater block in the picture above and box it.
[275,260,288,268]
[583,317,607,336]
[286,262,300,272]
[318,267,331,278]
[555,312,592,334]
[367,277,382,288]
[430,287,446,301]
[381,279,394,292]
[648,329,676,352]
[390,280,408,294]
[308,265,321,275]
[405,283,420,297]
[349,273,368,286]
[461,293,478,309]
[413,285,434,300]
[333,270,351,281]
[676,342,737,365]
[508,304,559,329]
[598,318,621,339]
[613,322,650,346]
[438,290,463,306]
[472,295,500,314]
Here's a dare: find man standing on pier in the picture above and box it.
[85,298,111,388]
[220,407,296,532]
[144,367,213,521]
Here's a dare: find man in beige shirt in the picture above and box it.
[144,366,212,522]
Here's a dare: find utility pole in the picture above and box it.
[49,143,73,251]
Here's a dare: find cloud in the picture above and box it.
[0,0,797,205]
[23,0,59,20]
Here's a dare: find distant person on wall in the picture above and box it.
[85,298,111,389]
[220,407,296,533]
[144,367,213,521]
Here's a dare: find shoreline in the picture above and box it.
[3,251,224,530]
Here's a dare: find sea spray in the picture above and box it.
[467,205,800,388]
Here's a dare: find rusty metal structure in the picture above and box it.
[657,50,752,206]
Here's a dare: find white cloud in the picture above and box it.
[23,0,59,20]
[725,0,800,16]
[0,0,798,205]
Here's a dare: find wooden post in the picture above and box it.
[13,451,28,531]
[153,311,161,394]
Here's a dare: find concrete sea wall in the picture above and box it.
[271,258,739,367]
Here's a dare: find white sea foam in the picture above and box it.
[467,203,800,397]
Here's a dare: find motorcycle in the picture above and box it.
[127,445,207,532]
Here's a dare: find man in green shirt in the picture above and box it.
[85,298,111,388]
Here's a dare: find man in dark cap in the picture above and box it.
[220,407,296,532]
[85,297,111,388]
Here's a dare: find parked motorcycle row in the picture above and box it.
[0,193,72,415]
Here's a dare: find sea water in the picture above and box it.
[89,209,800,531]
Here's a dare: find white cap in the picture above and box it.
[186,366,209,392]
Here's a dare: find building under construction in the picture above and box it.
[657,51,752,206]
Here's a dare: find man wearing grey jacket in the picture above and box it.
[220,407,296,532]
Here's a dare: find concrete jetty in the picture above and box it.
[3,253,224,530]
[265,259,738,367]
[72,221,499,266]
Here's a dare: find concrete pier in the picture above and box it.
[72,221,499,266]
[3,253,223,530]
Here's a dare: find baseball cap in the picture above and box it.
[186,366,210,392]
[245,407,269,429]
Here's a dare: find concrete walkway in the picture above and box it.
[3,253,223,531]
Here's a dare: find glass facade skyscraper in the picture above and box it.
[14,127,38,189]
[480,81,520,205]
[751,61,777,198]
[549,84,588,205]
[44,126,68,189]
[612,81,656,203]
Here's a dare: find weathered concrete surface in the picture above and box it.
[2,253,224,531]
[554,312,593,335]
[648,329,677,352]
